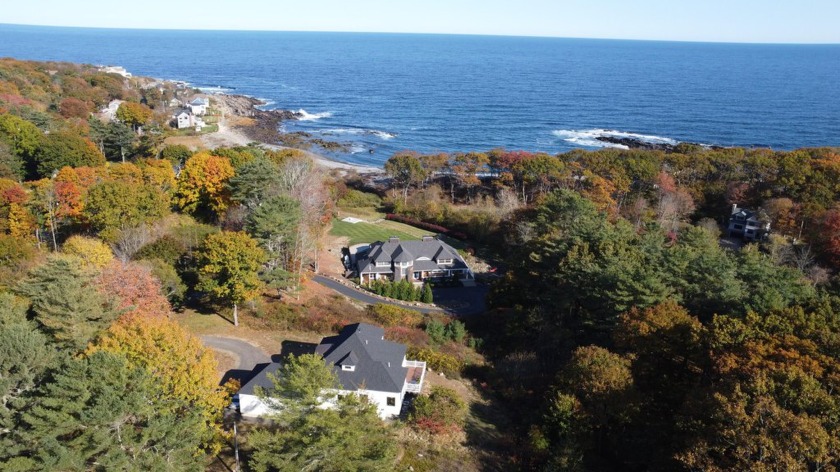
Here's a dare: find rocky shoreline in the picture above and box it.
[596,135,726,152]
[211,94,350,152]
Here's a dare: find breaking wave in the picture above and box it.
[321,128,397,140]
[296,109,333,121]
[553,129,678,149]
[196,85,235,94]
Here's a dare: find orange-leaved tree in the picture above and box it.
[175,152,234,221]
[94,260,171,318]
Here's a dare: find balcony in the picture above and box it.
[403,360,426,393]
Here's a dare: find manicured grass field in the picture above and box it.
[330,218,421,246]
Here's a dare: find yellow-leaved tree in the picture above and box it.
[196,231,266,326]
[62,235,113,269]
[87,314,230,451]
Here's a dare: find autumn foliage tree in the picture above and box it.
[87,314,228,449]
[116,101,153,132]
[175,152,234,221]
[94,260,172,319]
[195,231,266,326]
[61,235,113,269]
[57,97,90,119]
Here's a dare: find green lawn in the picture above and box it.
[330,218,423,246]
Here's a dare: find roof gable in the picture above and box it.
[316,323,407,393]
[357,238,467,273]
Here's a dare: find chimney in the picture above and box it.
[422,235,434,242]
[388,236,400,244]
[732,203,738,214]
[388,362,391,367]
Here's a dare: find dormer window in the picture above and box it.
[437,258,453,265]
[375,261,390,267]
[341,364,355,372]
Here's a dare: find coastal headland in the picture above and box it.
[162,83,382,174]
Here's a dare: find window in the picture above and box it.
[387,397,396,406]
[437,258,453,265]
[376,261,390,267]
[733,224,743,230]
[341,365,355,372]
[413,271,421,279]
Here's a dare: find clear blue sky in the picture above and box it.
[4,0,839,44]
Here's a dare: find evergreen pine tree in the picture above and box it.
[421,283,434,304]
[11,352,205,471]
[16,256,116,351]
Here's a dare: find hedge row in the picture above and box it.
[385,214,468,241]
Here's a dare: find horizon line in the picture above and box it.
[1,22,839,46]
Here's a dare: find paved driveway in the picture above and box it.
[201,335,270,371]
[313,275,488,317]
[313,275,443,314]
[431,285,488,317]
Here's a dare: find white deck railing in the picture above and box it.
[403,360,426,393]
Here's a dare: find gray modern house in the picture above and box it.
[356,236,473,285]
[237,323,425,419]
[728,204,770,241]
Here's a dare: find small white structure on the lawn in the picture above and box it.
[238,323,426,419]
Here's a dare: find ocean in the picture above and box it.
[1,24,838,166]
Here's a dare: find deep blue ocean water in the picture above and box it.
[1,24,838,166]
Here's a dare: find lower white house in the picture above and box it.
[238,323,426,420]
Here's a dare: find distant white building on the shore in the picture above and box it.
[174,111,205,130]
[98,66,132,78]
[189,97,210,116]
[99,99,124,121]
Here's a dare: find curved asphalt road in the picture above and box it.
[201,335,271,371]
[313,275,443,314]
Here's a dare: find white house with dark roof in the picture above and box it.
[356,236,473,285]
[189,97,209,116]
[237,323,426,419]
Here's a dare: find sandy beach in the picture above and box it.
[178,94,383,174]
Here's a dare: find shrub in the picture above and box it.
[425,319,448,344]
[161,144,193,166]
[140,258,186,308]
[365,279,423,302]
[384,326,430,346]
[425,318,467,344]
[366,303,423,327]
[337,189,382,208]
[410,386,467,434]
[385,213,468,241]
[446,320,467,343]
[421,283,433,303]
[407,347,464,377]
[134,235,186,265]
[62,235,113,270]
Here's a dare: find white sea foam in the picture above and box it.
[255,98,276,110]
[197,85,235,94]
[552,129,678,149]
[322,128,397,140]
[349,144,368,154]
[296,109,333,121]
